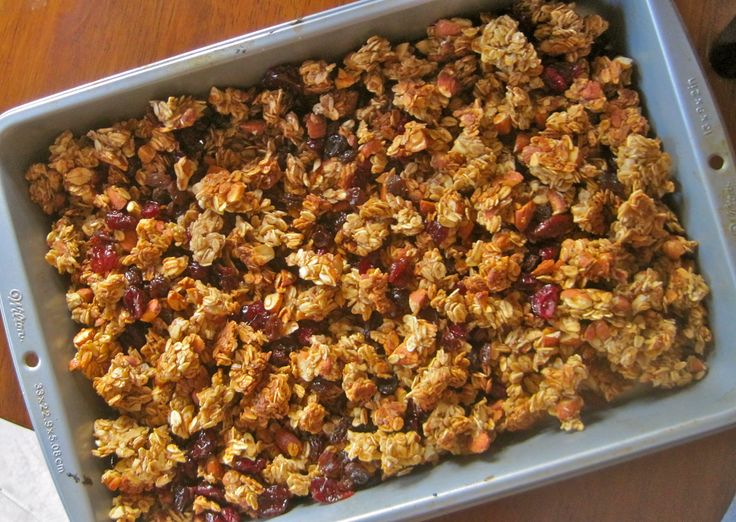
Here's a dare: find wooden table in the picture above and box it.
[1,1,735,520]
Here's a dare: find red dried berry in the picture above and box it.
[220,507,241,522]
[89,239,119,275]
[388,256,413,287]
[262,64,303,94]
[318,449,347,478]
[310,477,354,504]
[257,485,292,518]
[518,273,542,293]
[187,261,211,281]
[426,220,449,245]
[538,245,560,261]
[140,201,161,218]
[213,265,239,291]
[147,274,170,298]
[297,326,317,346]
[441,323,467,349]
[542,63,573,94]
[105,210,138,231]
[240,301,267,328]
[231,457,267,475]
[191,484,226,503]
[124,266,143,287]
[188,429,217,461]
[123,286,146,320]
[530,213,573,241]
[531,284,561,320]
[358,252,380,275]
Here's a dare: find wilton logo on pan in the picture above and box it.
[7,289,26,342]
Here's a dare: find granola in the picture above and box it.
[26,2,711,521]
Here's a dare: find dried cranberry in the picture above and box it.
[357,252,380,274]
[192,484,226,502]
[311,225,333,250]
[342,461,372,489]
[385,172,408,198]
[542,63,573,94]
[376,375,398,395]
[123,287,147,320]
[531,284,561,320]
[140,201,161,218]
[173,484,193,513]
[231,457,267,475]
[324,134,350,159]
[529,213,573,241]
[213,265,239,291]
[89,237,119,274]
[257,485,292,518]
[124,266,143,287]
[204,512,224,522]
[426,220,448,245]
[240,301,267,328]
[347,186,367,207]
[179,457,199,482]
[518,273,542,293]
[310,477,354,504]
[188,429,217,461]
[262,64,303,94]
[261,314,283,341]
[538,245,560,261]
[521,253,541,273]
[318,449,347,478]
[329,417,351,444]
[220,507,241,522]
[441,323,467,349]
[388,257,413,287]
[296,326,317,346]
[147,274,170,298]
[187,261,211,281]
[105,210,138,231]
[404,399,427,435]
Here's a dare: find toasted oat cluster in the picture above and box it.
[26,1,711,520]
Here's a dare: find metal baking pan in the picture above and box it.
[0,0,734,520]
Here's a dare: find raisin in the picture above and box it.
[387,287,409,318]
[318,449,347,478]
[311,224,333,250]
[376,375,398,395]
[310,477,354,504]
[385,172,408,198]
[307,435,327,462]
[310,378,344,408]
[118,323,147,350]
[521,253,541,273]
[187,261,211,281]
[257,485,292,518]
[324,134,350,159]
[531,284,561,320]
[538,245,560,261]
[404,399,427,435]
[147,274,170,298]
[441,323,467,349]
[296,325,317,346]
[347,186,367,207]
[329,417,351,444]
[598,169,626,199]
[213,265,239,291]
[341,461,372,489]
[262,64,303,95]
[173,485,193,513]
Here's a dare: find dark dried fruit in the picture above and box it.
[269,337,296,367]
[123,286,147,320]
[388,256,413,287]
[385,172,408,198]
[542,63,573,94]
[311,224,333,250]
[426,220,448,245]
[306,138,325,154]
[357,252,380,274]
[240,301,268,329]
[118,323,147,350]
[311,378,344,408]
[318,211,349,231]
[441,323,467,349]
[310,477,354,504]
[231,457,267,475]
[318,449,347,478]
[173,484,193,513]
[329,417,351,444]
[342,461,372,489]
[387,287,409,318]
[140,201,161,219]
[192,483,226,502]
[347,186,367,207]
[187,261,211,281]
[188,429,217,461]
[404,399,427,435]
[376,375,398,395]
[89,236,119,274]
[518,273,542,293]
[531,284,561,320]
[307,434,327,462]
[530,213,573,241]
[213,265,239,291]
[324,134,350,159]
[220,506,241,522]
[147,274,170,298]
[296,325,317,346]
[124,266,143,287]
[598,169,626,199]
[105,209,138,231]
[521,253,541,273]
[538,245,560,261]
[262,64,302,94]
[257,485,292,518]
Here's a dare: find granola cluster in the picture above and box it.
[26,1,711,520]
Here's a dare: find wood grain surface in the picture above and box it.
[0,1,734,521]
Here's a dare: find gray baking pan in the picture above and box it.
[0,0,734,521]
